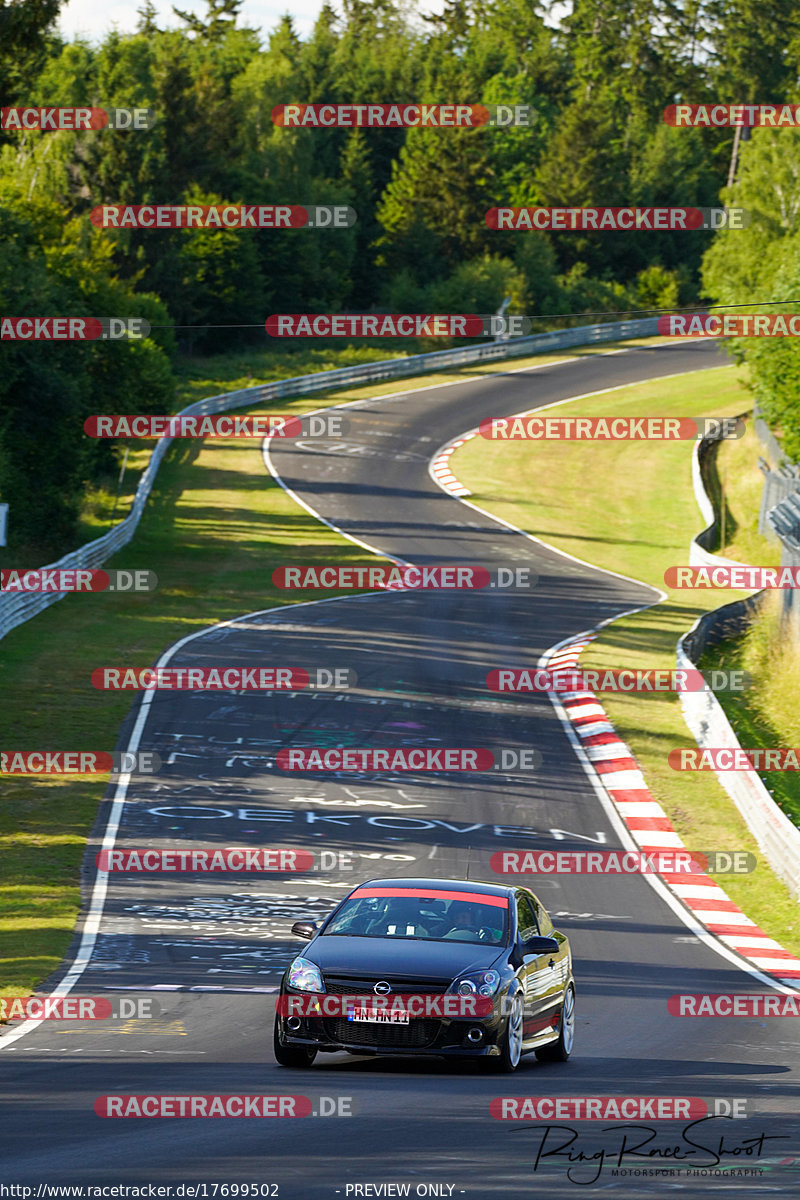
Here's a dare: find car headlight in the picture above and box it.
[287,956,325,992]
[448,969,501,997]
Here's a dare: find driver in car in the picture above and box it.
[442,901,485,940]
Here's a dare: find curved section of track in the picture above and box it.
[2,340,798,1198]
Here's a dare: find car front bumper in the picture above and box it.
[276,1002,508,1057]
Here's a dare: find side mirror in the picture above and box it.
[291,920,319,941]
[523,935,559,955]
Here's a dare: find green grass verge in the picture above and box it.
[695,420,800,827]
[170,336,666,411]
[451,363,800,956]
[706,419,781,565]
[0,335,662,999]
[24,336,665,565]
[699,597,800,830]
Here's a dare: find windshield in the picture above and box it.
[322,893,508,945]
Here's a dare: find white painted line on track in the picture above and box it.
[0,345,760,1051]
[423,359,799,991]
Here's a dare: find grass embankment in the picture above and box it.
[451,362,800,954]
[698,424,800,828]
[0,335,661,998]
[704,419,781,565]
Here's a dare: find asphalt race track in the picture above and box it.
[2,339,799,1196]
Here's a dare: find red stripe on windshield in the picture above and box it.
[350,887,508,907]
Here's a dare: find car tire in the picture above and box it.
[273,1014,317,1067]
[493,990,524,1074]
[535,984,575,1063]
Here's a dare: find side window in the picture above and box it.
[516,893,539,941]
[529,892,553,935]
[534,897,554,931]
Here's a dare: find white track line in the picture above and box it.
[0,344,755,1050]
[425,362,798,993]
[0,588,390,1050]
[546,632,800,987]
[5,344,582,1047]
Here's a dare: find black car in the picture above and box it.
[273,877,574,1072]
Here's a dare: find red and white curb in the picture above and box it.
[430,433,475,497]
[546,635,800,987]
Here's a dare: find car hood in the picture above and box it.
[303,934,505,980]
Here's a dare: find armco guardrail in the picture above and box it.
[678,630,800,902]
[0,316,657,642]
[768,490,800,556]
[759,459,800,540]
[766,491,800,638]
[679,427,800,901]
[689,420,748,569]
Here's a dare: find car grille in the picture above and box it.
[323,976,451,995]
[325,1017,441,1048]
[320,976,450,1050]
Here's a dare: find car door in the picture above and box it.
[515,890,566,1043]
[526,889,571,1022]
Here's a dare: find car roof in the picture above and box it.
[351,877,517,899]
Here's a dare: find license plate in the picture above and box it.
[347,1007,410,1025]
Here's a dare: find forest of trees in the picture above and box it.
[2,0,800,545]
